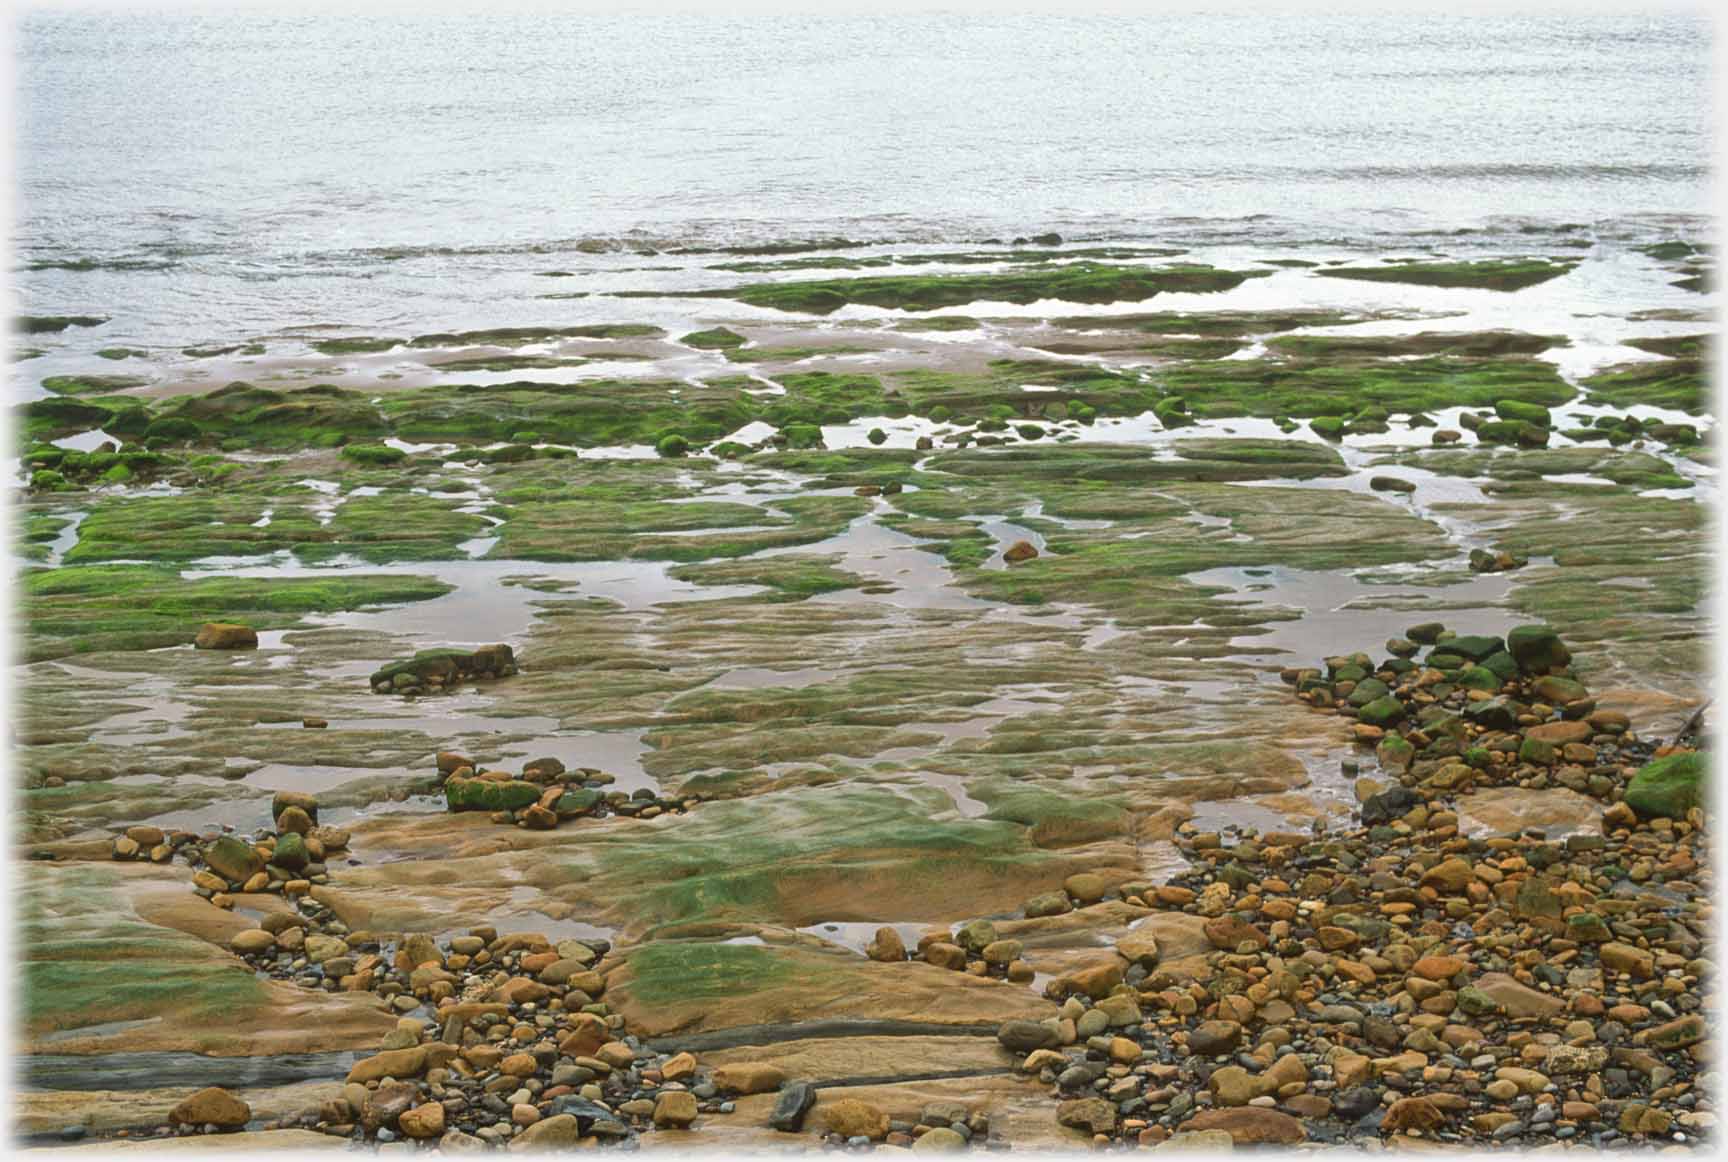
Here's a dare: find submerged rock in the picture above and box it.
[370,644,518,695]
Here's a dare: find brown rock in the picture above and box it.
[661,1051,698,1081]
[866,926,907,962]
[170,1087,251,1127]
[194,622,258,650]
[400,1101,447,1139]
[653,1091,699,1128]
[1474,972,1565,1019]
[1203,915,1268,951]
[1412,955,1468,981]
[1183,1108,1305,1145]
[1003,540,1039,564]
[510,1114,578,1151]
[1600,942,1654,979]
[1382,1097,1447,1133]
[819,1098,890,1140]
[712,1062,787,1095]
[1055,1097,1117,1136]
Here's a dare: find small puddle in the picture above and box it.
[1186,563,1518,668]
[796,920,933,957]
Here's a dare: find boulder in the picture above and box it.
[866,927,907,962]
[1624,751,1704,819]
[400,1101,447,1139]
[818,1098,889,1140]
[1506,624,1570,675]
[445,777,542,813]
[203,835,264,884]
[652,1091,698,1128]
[1183,1108,1305,1145]
[1056,1097,1117,1136]
[712,1062,786,1095]
[370,644,517,693]
[769,1082,818,1132]
[194,623,258,650]
[170,1087,250,1128]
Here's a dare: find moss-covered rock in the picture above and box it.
[444,777,543,813]
[1623,752,1705,819]
[1506,625,1570,676]
[1357,696,1406,728]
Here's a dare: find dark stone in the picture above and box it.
[1334,1087,1382,1120]
[1360,785,1421,827]
[769,1082,817,1133]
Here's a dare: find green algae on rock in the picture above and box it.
[1316,258,1578,291]
[21,565,454,661]
[1624,751,1705,819]
[643,264,1271,315]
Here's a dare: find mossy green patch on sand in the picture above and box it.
[431,354,607,372]
[1370,447,1691,491]
[703,246,1187,275]
[16,397,130,442]
[558,785,1054,930]
[22,564,453,660]
[152,382,388,448]
[975,784,1129,847]
[1581,358,1706,415]
[312,336,401,355]
[617,940,839,1009]
[928,441,1346,484]
[762,372,894,426]
[1150,355,1572,419]
[21,865,268,1035]
[63,493,320,563]
[642,264,1270,315]
[95,347,148,361]
[408,324,665,347]
[668,554,865,599]
[1063,310,1385,340]
[1317,258,1577,291]
[1623,334,1711,360]
[680,327,748,349]
[16,315,108,334]
[317,493,492,562]
[380,379,754,449]
[1027,336,1246,359]
[747,448,927,488]
[891,316,981,332]
[889,360,1156,422]
[182,342,266,358]
[1638,241,1704,262]
[723,344,879,363]
[1265,331,1566,359]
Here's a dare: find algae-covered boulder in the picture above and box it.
[553,788,603,818]
[1494,399,1552,427]
[1357,696,1405,728]
[1507,625,1571,676]
[204,835,264,883]
[1456,665,1501,692]
[1442,634,1506,663]
[1463,697,1520,731]
[1624,752,1705,819]
[370,644,518,694]
[194,622,258,650]
[272,831,310,871]
[445,777,542,813]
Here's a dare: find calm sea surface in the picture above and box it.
[12,9,1713,344]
